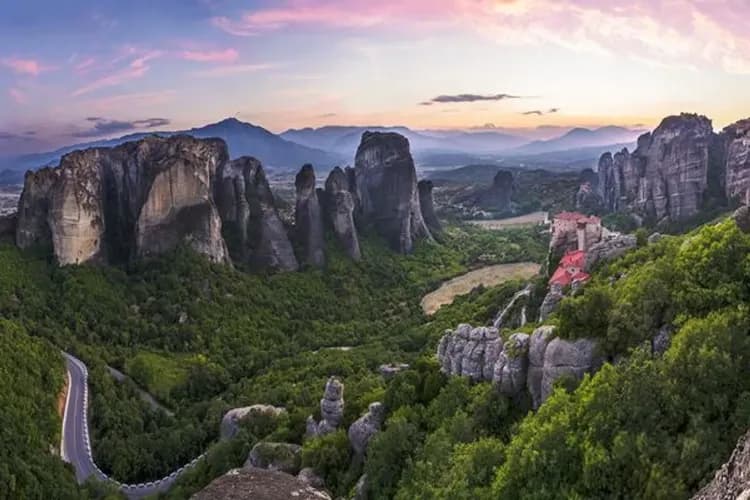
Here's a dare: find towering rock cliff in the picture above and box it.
[216,157,298,272]
[417,180,442,236]
[723,119,750,204]
[323,167,361,261]
[17,136,230,265]
[354,132,431,253]
[294,165,325,268]
[475,170,514,213]
[598,114,714,223]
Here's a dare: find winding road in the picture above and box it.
[61,353,205,499]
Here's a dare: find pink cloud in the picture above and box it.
[74,57,96,72]
[193,63,274,77]
[72,51,163,97]
[212,0,750,74]
[180,48,239,63]
[1,57,55,76]
[8,87,27,104]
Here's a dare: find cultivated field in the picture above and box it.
[468,211,548,230]
[421,261,541,315]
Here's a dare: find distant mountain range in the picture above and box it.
[0,119,645,185]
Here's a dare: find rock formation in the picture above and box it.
[348,402,385,457]
[538,284,564,322]
[245,442,302,475]
[294,165,325,267]
[692,429,750,500]
[417,180,442,236]
[378,363,410,379]
[583,233,638,271]
[722,119,750,204]
[297,468,325,489]
[193,466,331,500]
[216,156,298,272]
[734,206,750,234]
[354,132,431,253]
[323,167,361,260]
[220,405,286,440]
[598,114,713,221]
[473,170,514,214]
[16,136,230,265]
[306,377,344,438]
[437,325,602,408]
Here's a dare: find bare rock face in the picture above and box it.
[17,136,230,265]
[354,132,431,253]
[245,442,302,475]
[527,326,555,409]
[599,114,714,222]
[692,429,750,500]
[16,167,58,249]
[323,167,361,260]
[584,233,638,271]
[348,402,385,457]
[221,405,286,440]
[734,206,750,234]
[306,377,344,438]
[192,467,331,500]
[417,180,442,235]
[437,324,502,382]
[216,157,298,271]
[493,333,530,397]
[723,119,750,204]
[294,165,325,267]
[539,284,565,322]
[541,337,602,403]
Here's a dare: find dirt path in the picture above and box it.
[421,262,541,315]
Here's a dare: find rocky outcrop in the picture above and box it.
[584,233,637,271]
[575,181,602,213]
[192,467,331,500]
[692,430,750,500]
[216,156,298,271]
[297,468,325,489]
[652,325,672,356]
[539,284,564,322]
[417,180,442,235]
[245,442,302,475]
[723,119,750,205]
[438,325,602,408]
[348,402,385,457]
[734,206,750,233]
[16,136,230,265]
[323,167,361,260]
[294,165,325,267]
[306,377,344,438]
[354,132,431,253]
[541,337,602,403]
[220,405,286,440]
[378,363,409,379]
[16,167,58,249]
[599,114,714,222]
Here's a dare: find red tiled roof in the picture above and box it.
[554,211,601,224]
[560,249,586,268]
[549,250,591,287]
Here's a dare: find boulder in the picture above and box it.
[584,233,637,271]
[348,402,385,457]
[541,337,602,403]
[220,405,286,440]
[323,167,361,260]
[493,333,530,397]
[417,179,442,235]
[734,205,750,234]
[294,164,325,267]
[354,132,431,253]
[216,156,298,271]
[192,466,331,500]
[245,442,302,475]
[306,377,344,438]
[647,232,663,244]
[297,468,325,489]
[378,363,409,379]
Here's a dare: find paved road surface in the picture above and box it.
[61,353,205,498]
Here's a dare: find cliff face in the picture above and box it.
[324,167,361,261]
[692,429,750,500]
[294,165,325,268]
[417,180,442,236]
[17,136,230,265]
[354,132,431,253]
[723,119,750,204]
[216,157,298,272]
[598,114,714,223]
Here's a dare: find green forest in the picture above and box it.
[3,213,750,499]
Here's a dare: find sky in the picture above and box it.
[1,0,749,154]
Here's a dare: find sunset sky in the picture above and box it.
[1,0,749,154]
